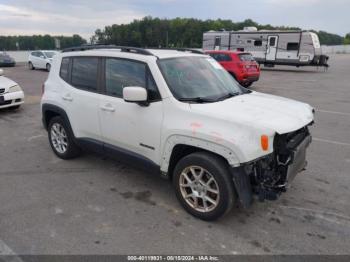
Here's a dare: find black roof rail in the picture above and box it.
[61,45,154,56]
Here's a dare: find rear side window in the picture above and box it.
[59,57,70,82]
[287,42,299,51]
[208,53,231,62]
[239,54,254,61]
[71,57,98,92]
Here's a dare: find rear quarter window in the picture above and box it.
[59,57,70,82]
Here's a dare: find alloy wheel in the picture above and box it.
[179,166,220,213]
[50,123,68,154]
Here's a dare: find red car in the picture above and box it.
[205,51,260,87]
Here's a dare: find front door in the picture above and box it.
[266,36,278,61]
[99,57,163,164]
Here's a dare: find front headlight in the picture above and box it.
[9,85,22,93]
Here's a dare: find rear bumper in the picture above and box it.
[238,73,260,83]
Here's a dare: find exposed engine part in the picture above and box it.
[247,126,312,201]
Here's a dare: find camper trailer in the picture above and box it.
[203,28,329,68]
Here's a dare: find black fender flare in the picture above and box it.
[41,104,75,138]
[229,166,253,208]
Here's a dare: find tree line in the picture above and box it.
[0,17,348,51]
[91,17,347,47]
[0,34,86,51]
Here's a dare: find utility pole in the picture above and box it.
[166,31,169,48]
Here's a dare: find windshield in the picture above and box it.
[158,56,243,101]
[44,51,56,58]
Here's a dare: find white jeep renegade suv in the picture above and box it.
[41,46,314,220]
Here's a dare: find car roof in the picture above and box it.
[60,48,208,60]
[147,49,206,59]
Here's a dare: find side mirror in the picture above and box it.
[40,55,45,59]
[123,86,148,105]
[0,69,3,76]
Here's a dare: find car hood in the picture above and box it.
[189,91,314,134]
[0,76,18,92]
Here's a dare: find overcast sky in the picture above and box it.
[0,0,349,40]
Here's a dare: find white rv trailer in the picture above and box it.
[203,28,329,67]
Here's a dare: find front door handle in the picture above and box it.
[100,103,115,112]
[62,94,73,102]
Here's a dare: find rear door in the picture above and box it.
[37,51,46,69]
[266,36,278,61]
[59,56,103,142]
[31,52,40,67]
[98,57,163,164]
[217,53,232,69]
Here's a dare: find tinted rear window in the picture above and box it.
[71,57,98,92]
[239,54,255,61]
[60,57,70,82]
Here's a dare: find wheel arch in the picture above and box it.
[42,104,75,137]
[160,135,240,178]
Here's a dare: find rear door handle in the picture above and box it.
[62,94,73,101]
[100,103,115,112]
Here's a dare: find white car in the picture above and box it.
[41,46,314,220]
[0,69,24,109]
[28,50,58,72]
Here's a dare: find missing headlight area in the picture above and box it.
[248,125,312,201]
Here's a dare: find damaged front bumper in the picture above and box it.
[230,125,312,208]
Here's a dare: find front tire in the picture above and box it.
[173,152,236,221]
[48,116,81,159]
[46,63,51,72]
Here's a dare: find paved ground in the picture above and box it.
[0,55,349,255]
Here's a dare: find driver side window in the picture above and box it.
[105,58,161,101]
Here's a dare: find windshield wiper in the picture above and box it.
[214,92,240,101]
[178,97,216,103]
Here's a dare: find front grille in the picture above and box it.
[0,88,5,94]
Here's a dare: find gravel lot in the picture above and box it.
[0,55,349,255]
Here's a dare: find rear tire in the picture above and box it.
[48,116,81,159]
[28,62,35,70]
[46,63,51,72]
[173,152,236,221]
